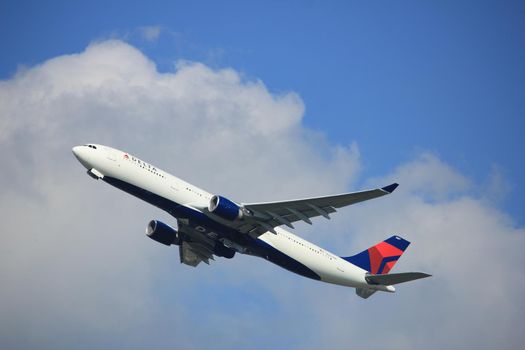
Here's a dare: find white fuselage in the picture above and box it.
[72,144,393,292]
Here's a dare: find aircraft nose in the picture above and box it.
[72,146,82,158]
[72,145,91,169]
[72,145,88,164]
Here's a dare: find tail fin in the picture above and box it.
[342,236,410,274]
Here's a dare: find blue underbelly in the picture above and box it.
[103,176,321,281]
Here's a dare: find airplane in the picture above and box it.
[72,144,430,299]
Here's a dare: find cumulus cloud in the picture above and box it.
[0,40,523,349]
[316,155,525,349]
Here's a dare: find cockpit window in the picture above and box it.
[84,144,97,149]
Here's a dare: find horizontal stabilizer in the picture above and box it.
[366,272,431,286]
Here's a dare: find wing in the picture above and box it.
[237,183,398,236]
[179,241,214,267]
[177,219,215,267]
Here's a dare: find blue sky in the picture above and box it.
[1,1,525,349]
[2,0,524,221]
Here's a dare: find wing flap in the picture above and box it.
[177,220,216,267]
[180,242,203,267]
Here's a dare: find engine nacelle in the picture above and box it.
[214,244,236,259]
[146,220,180,246]
[208,195,243,221]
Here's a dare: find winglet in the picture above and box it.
[381,183,399,194]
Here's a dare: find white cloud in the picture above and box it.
[138,25,162,42]
[0,40,523,349]
[366,152,471,201]
[485,163,512,203]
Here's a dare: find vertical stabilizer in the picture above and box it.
[342,236,410,274]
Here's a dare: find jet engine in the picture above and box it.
[214,243,236,259]
[146,220,180,246]
[208,195,243,221]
